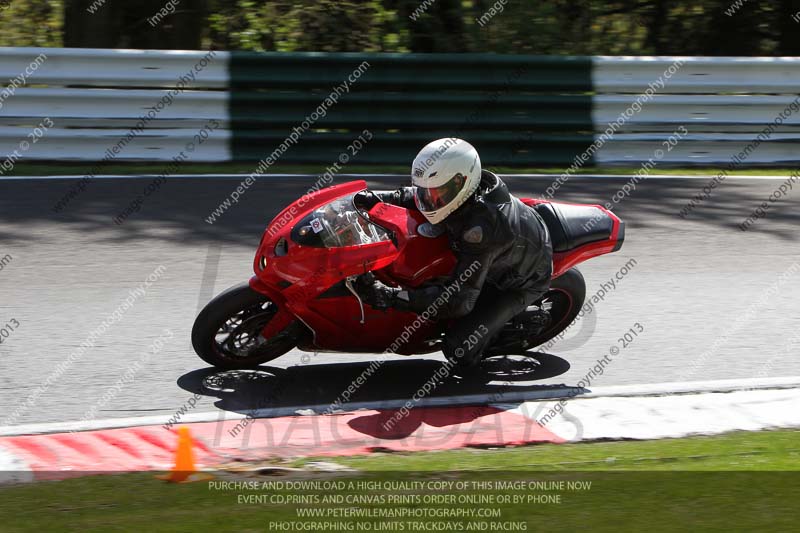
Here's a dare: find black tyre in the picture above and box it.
[526,267,586,349]
[191,282,301,369]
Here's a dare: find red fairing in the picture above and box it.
[366,202,456,287]
[250,181,622,355]
[252,180,438,353]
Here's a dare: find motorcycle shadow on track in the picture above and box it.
[176,352,575,439]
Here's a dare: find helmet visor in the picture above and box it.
[414,173,466,213]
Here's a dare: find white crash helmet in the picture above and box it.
[411,138,482,225]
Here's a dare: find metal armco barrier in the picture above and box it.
[1,48,799,166]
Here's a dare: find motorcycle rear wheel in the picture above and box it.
[191,282,301,369]
[525,267,586,349]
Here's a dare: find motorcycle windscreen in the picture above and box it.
[290,194,392,248]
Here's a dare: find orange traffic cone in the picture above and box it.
[156,427,214,483]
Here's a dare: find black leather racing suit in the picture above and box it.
[377,170,553,366]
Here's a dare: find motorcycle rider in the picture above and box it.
[356,138,553,370]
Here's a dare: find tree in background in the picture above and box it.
[205,0,401,52]
[0,0,62,47]
[0,0,799,55]
[63,0,205,49]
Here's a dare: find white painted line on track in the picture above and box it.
[555,375,800,398]
[511,387,800,442]
[1,376,798,438]
[0,445,33,483]
[0,386,582,437]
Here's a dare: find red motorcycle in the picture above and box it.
[192,180,625,369]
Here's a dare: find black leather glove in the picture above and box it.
[353,190,381,211]
[356,274,401,310]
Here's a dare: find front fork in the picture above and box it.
[248,275,297,340]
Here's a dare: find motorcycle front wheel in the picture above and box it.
[191,282,302,369]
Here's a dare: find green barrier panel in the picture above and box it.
[230,52,594,166]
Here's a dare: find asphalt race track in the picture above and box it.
[1,173,798,426]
